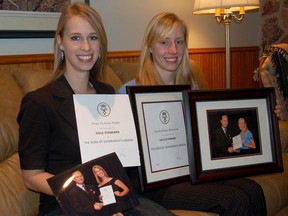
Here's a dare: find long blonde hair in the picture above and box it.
[136,12,197,88]
[92,165,109,184]
[51,2,108,82]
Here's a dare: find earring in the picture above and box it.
[98,53,101,59]
[61,51,64,61]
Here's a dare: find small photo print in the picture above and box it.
[47,152,139,216]
[208,108,261,159]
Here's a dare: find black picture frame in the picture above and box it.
[183,87,283,184]
[127,85,191,192]
[0,30,55,39]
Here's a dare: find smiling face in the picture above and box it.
[57,15,100,74]
[220,115,229,128]
[93,167,105,179]
[238,118,247,131]
[150,25,186,79]
[73,171,84,184]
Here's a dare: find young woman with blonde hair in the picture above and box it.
[118,12,198,93]
[92,165,130,216]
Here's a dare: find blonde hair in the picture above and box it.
[51,2,107,82]
[238,117,248,132]
[136,12,197,88]
[92,165,109,184]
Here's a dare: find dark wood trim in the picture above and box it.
[0,47,260,89]
[0,54,54,64]
[0,30,55,39]
[107,50,140,58]
[188,46,260,54]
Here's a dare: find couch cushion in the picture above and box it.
[248,153,288,216]
[109,62,138,85]
[0,153,38,215]
[0,112,19,162]
[97,65,123,91]
[275,205,288,216]
[12,68,52,94]
[0,72,24,161]
[12,66,123,94]
[279,120,288,152]
[109,61,209,90]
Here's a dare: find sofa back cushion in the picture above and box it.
[12,68,52,94]
[109,61,209,90]
[109,62,138,86]
[0,69,40,215]
[0,72,24,161]
[97,65,123,91]
[0,153,39,215]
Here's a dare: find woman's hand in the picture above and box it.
[274,102,282,118]
[99,194,103,202]
[94,202,103,210]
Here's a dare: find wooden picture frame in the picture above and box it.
[183,88,283,184]
[127,85,190,192]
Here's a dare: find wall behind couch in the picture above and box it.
[0,0,260,55]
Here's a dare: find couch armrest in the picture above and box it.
[248,153,288,216]
[279,120,288,152]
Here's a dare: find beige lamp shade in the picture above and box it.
[192,0,259,14]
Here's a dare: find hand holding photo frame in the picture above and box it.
[127,85,190,192]
[183,88,283,184]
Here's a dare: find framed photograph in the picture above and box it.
[0,0,88,38]
[183,87,283,184]
[47,152,139,216]
[127,85,191,192]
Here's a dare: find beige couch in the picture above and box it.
[0,60,288,216]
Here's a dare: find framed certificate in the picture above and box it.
[127,85,190,192]
[183,88,283,184]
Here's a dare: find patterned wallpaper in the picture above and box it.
[261,0,288,52]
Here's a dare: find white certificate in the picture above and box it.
[233,134,242,150]
[99,185,116,206]
[142,101,188,172]
[73,94,140,167]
